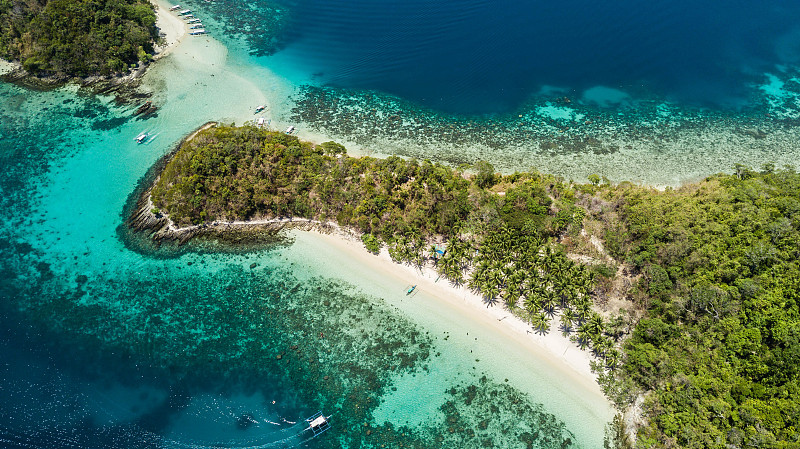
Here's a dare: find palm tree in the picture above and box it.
[483,284,500,307]
[542,290,559,316]
[488,267,504,290]
[505,277,521,300]
[503,292,519,311]
[587,313,605,337]
[560,308,575,333]
[593,335,613,358]
[575,299,592,324]
[559,286,577,309]
[428,244,439,263]
[576,324,591,350]
[523,295,541,315]
[445,262,463,285]
[531,311,550,334]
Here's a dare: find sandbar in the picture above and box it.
[151,0,188,59]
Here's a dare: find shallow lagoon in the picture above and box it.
[3,0,800,447]
[0,22,611,449]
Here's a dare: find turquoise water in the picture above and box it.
[0,20,612,449]
[6,0,799,446]
[186,0,800,185]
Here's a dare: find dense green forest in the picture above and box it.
[589,167,800,448]
[150,125,800,448]
[0,0,158,77]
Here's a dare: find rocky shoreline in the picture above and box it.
[0,62,154,103]
[127,190,343,246]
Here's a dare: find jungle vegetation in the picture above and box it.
[151,125,800,449]
[0,0,158,77]
[585,165,800,448]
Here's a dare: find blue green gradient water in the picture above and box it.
[191,0,800,184]
[4,0,800,446]
[0,31,611,449]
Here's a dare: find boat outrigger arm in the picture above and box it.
[304,411,331,438]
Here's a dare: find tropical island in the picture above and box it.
[0,0,160,82]
[129,124,800,448]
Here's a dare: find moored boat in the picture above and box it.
[178,9,191,15]
[284,125,295,134]
[189,29,206,35]
[189,24,204,29]
[169,5,181,11]
[187,18,201,23]
[255,105,266,114]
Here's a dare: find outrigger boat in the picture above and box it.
[178,9,191,15]
[303,412,331,438]
[189,29,206,35]
[169,5,181,11]
[254,105,266,114]
[189,24,204,29]
[134,132,148,144]
[187,18,201,23]
[284,125,295,134]
[183,14,195,19]
[407,285,417,295]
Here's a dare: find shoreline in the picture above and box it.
[151,0,188,60]
[126,142,606,405]
[293,227,606,395]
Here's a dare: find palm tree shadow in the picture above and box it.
[482,296,498,307]
[532,324,549,336]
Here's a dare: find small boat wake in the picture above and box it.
[158,412,331,449]
[134,131,160,145]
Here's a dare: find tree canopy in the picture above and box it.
[150,125,800,448]
[0,0,158,77]
[591,166,800,448]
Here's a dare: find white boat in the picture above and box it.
[178,9,191,15]
[183,14,195,19]
[187,18,201,23]
[134,132,148,144]
[303,412,330,438]
[285,126,295,134]
[169,5,181,11]
[257,117,265,126]
[189,24,203,29]
[189,29,206,35]
[254,105,266,114]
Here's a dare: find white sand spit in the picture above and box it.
[151,0,187,59]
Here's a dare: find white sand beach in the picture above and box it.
[151,0,187,58]
[283,227,615,443]
[295,228,605,391]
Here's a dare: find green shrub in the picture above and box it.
[361,233,381,254]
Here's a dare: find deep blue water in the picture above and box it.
[3,0,797,446]
[270,0,800,114]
